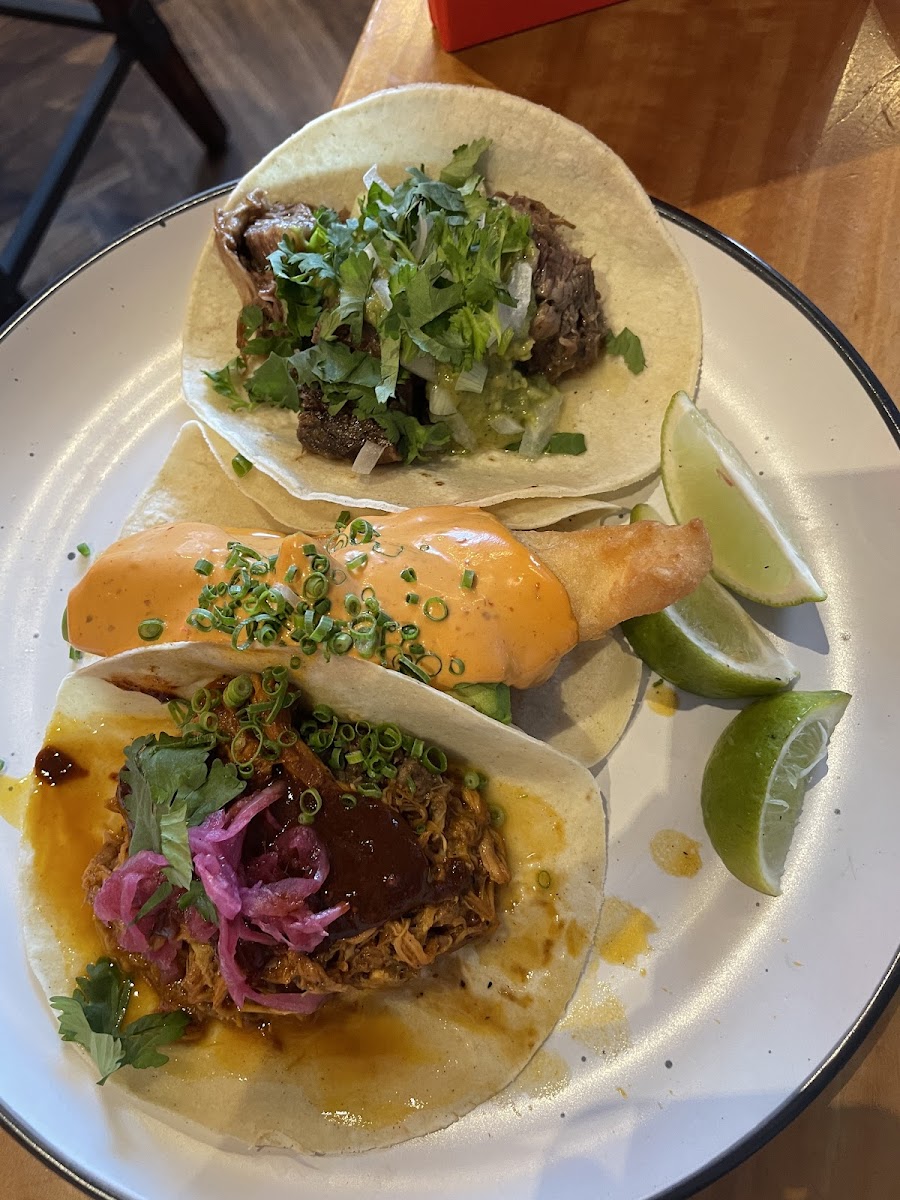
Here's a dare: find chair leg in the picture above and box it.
[93,0,228,155]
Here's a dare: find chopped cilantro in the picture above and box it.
[606,327,646,375]
[120,732,246,890]
[203,357,244,403]
[245,352,299,410]
[50,958,188,1084]
[544,432,587,455]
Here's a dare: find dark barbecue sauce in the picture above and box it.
[34,745,87,786]
[295,780,435,940]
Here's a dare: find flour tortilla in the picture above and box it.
[122,420,641,764]
[182,84,701,511]
[22,643,605,1152]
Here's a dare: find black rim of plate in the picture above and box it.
[1,188,898,1200]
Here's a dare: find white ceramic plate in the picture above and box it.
[1,192,898,1200]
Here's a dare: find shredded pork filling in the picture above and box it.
[83,681,509,1026]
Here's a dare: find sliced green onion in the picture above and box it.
[422,745,447,774]
[400,567,416,583]
[410,738,424,760]
[489,805,506,828]
[167,698,191,727]
[424,596,449,622]
[301,543,316,556]
[377,724,403,752]
[400,623,419,640]
[76,542,91,558]
[335,509,351,529]
[331,631,353,655]
[537,870,552,889]
[231,453,253,477]
[303,572,329,600]
[69,646,83,661]
[345,750,365,765]
[298,787,323,818]
[347,553,368,571]
[194,558,214,576]
[61,607,69,642]
[463,770,482,789]
[460,569,476,589]
[348,518,377,544]
[285,563,299,584]
[405,591,419,605]
[345,594,361,617]
[341,793,357,810]
[223,674,253,709]
[289,655,302,669]
[358,784,383,799]
[312,704,333,723]
[449,657,465,676]
[138,618,165,641]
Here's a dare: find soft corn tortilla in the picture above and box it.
[182,84,701,512]
[124,420,641,766]
[21,643,605,1153]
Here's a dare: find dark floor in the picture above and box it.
[0,0,371,300]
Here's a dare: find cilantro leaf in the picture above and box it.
[51,958,188,1084]
[134,879,174,922]
[120,732,245,889]
[177,877,219,926]
[245,352,299,410]
[605,327,646,374]
[119,1011,190,1071]
[439,139,491,189]
[239,305,263,337]
[544,432,587,455]
[203,357,243,403]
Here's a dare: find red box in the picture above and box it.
[428,0,629,52]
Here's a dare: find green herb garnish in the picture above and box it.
[605,327,646,375]
[50,958,188,1084]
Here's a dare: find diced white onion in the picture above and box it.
[455,361,488,394]
[446,412,478,451]
[372,277,392,311]
[404,353,437,382]
[271,582,301,608]
[518,392,563,459]
[497,260,533,336]
[364,242,379,264]
[427,382,458,418]
[488,414,524,436]
[363,164,392,194]
[352,440,386,475]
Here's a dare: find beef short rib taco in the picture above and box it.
[182,84,701,511]
[21,644,605,1152]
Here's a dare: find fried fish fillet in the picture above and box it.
[519,519,712,641]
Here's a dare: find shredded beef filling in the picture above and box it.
[84,681,509,1025]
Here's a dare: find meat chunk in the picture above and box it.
[214,189,316,334]
[296,386,402,464]
[501,193,607,383]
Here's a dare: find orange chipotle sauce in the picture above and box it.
[66,507,577,691]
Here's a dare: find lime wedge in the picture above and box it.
[701,691,850,895]
[661,391,826,606]
[621,504,799,698]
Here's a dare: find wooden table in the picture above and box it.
[4,0,899,1195]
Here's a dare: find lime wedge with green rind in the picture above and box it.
[621,504,799,698]
[660,391,826,607]
[701,690,850,896]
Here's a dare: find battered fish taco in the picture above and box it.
[21,644,605,1152]
[182,84,701,511]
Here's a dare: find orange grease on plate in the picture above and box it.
[596,897,657,968]
[647,681,679,716]
[650,829,702,878]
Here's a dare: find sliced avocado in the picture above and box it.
[451,682,512,725]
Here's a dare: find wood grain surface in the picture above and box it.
[3,0,898,1197]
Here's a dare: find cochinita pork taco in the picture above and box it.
[182,84,701,511]
[21,644,604,1152]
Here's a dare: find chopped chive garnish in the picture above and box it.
[231,453,253,477]
[76,542,91,558]
[137,618,165,641]
[69,646,82,661]
[405,591,419,605]
[301,543,316,556]
[347,553,368,571]
[537,870,552,889]
[284,563,299,583]
[424,596,449,622]
[194,558,214,576]
[460,569,476,589]
[335,510,351,529]
[449,657,465,675]
[400,567,416,583]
